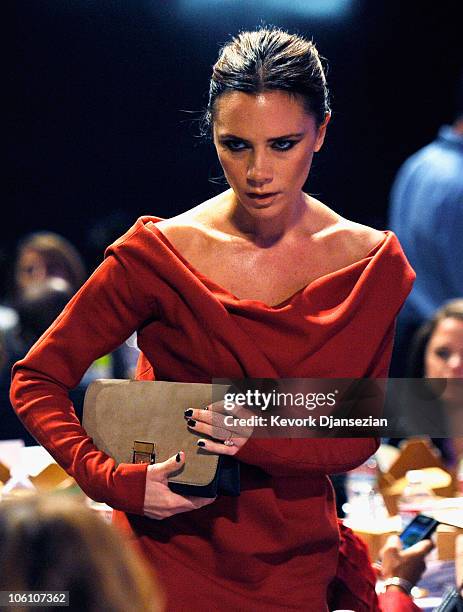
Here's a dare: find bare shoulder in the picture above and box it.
[335,220,385,257]
[309,198,385,260]
[155,215,208,255]
[321,221,384,262]
[154,193,232,254]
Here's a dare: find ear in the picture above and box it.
[314,113,331,152]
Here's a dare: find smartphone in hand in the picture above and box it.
[399,514,439,549]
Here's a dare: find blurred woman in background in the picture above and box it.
[0,494,164,612]
[14,231,86,296]
[407,298,463,468]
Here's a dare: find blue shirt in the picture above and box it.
[389,126,463,322]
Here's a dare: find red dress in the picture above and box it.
[10,217,415,611]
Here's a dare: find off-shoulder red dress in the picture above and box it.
[10,217,415,611]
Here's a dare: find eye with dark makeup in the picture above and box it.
[271,139,299,151]
[221,139,248,152]
[220,138,300,152]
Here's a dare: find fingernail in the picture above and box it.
[176,452,181,462]
[184,408,193,417]
[187,419,196,427]
[197,441,206,447]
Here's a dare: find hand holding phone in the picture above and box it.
[399,514,439,549]
[379,533,434,591]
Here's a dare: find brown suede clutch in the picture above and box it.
[82,379,240,497]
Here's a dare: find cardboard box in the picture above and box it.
[29,463,75,492]
[344,516,401,561]
[0,461,10,484]
[436,524,463,561]
[377,439,457,516]
[0,443,77,499]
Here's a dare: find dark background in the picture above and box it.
[5,0,463,292]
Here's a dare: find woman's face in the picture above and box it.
[16,248,47,293]
[212,90,329,217]
[425,317,463,378]
[425,317,463,405]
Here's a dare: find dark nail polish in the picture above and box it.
[197,441,206,447]
[187,419,196,427]
[184,409,193,417]
[176,452,181,462]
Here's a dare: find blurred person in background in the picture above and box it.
[406,298,463,468]
[12,277,75,354]
[0,277,74,444]
[14,231,86,297]
[1,231,136,443]
[330,523,433,611]
[0,231,86,337]
[386,298,463,482]
[388,73,463,377]
[12,230,138,380]
[0,494,164,612]
[0,229,87,443]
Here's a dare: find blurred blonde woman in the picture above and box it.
[0,494,164,612]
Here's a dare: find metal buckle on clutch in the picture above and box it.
[132,441,156,464]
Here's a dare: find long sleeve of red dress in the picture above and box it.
[10,217,415,611]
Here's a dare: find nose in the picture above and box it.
[448,353,463,376]
[246,150,273,186]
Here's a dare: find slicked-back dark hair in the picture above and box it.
[204,27,330,131]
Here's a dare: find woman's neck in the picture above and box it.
[226,189,309,247]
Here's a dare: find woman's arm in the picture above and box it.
[190,325,396,476]
[182,403,379,476]
[10,238,157,514]
[234,437,379,477]
[238,322,397,475]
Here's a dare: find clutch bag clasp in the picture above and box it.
[132,440,156,464]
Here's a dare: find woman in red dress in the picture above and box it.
[10,28,415,610]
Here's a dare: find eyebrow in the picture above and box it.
[218,132,305,142]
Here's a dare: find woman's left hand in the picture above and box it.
[184,401,254,455]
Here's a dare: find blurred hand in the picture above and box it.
[378,534,433,587]
[143,452,215,520]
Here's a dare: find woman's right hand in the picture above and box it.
[143,451,216,520]
[379,534,433,586]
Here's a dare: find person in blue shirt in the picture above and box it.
[388,76,463,376]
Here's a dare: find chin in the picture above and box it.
[442,380,463,405]
[239,194,287,215]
